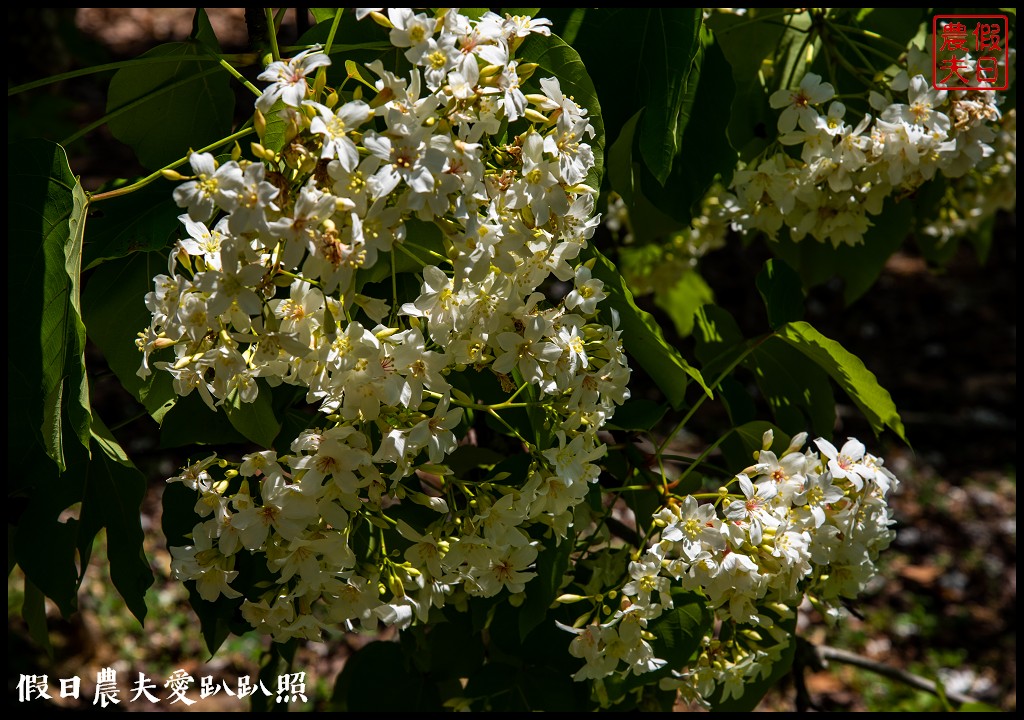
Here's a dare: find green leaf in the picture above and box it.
[82,181,183,269]
[190,7,222,51]
[12,435,89,617]
[261,97,292,155]
[841,199,914,303]
[692,303,745,370]
[606,112,686,243]
[607,398,668,432]
[769,197,913,304]
[332,640,442,711]
[310,8,340,24]
[518,529,575,640]
[756,258,804,328]
[106,40,234,170]
[607,110,642,205]
[8,139,92,472]
[159,393,250,448]
[855,7,927,48]
[777,321,907,442]
[654,269,715,338]
[81,416,155,624]
[585,245,710,408]
[707,8,811,159]
[642,29,738,220]
[748,337,836,437]
[557,9,700,187]
[224,382,281,448]
[82,252,178,422]
[22,578,54,658]
[636,10,703,185]
[647,590,712,670]
[611,590,712,698]
[517,32,604,189]
[719,420,789,471]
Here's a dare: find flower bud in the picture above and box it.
[555,593,587,604]
[516,62,540,81]
[523,108,550,125]
[369,10,393,28]
[254,108,267,140]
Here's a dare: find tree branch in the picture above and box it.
[810,643,983,707]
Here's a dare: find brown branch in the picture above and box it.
[811,643,983,708]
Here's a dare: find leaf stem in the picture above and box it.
[324,9,345,56]
[265,9,282,62]
[8,54,259,97]
[89,125,256,202]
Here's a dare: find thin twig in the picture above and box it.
[811,643,983,707]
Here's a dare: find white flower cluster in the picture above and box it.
[920,107,1016,244]
[141,9,630,642]
[726,42,1011,247]
[564,431,899,708]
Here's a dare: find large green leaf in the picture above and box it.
[81,416,155,623]
[8,139,92,472]
[607,589,713,701]
[635,10,703,185]
[606,27,737,237]
[692,303,745,371]
[747,337,836,438]
[224,381,282,448]
[654,269,715,339]
[584,245,711,408]
[755,258,804,329]
[719,420,789,472]
[331,640,443,711]
[646,590,712,672]
[606,111,686,243]
[159,392,251,448]
[82,252,178,422]
[517,32,605,189]
[554,9,700,186]
[777,321,907,442]
[82,181,183,269]
[768,197,913,304]
[707,8,811,159]
[518,529,575,640]
[105,15,234,170]
[12,434,89,617]
[310,8,340,23]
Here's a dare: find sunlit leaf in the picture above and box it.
[777,321,907,442]
[518,32,605,189]
[8,139,91,471]
[585,245,710,408]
